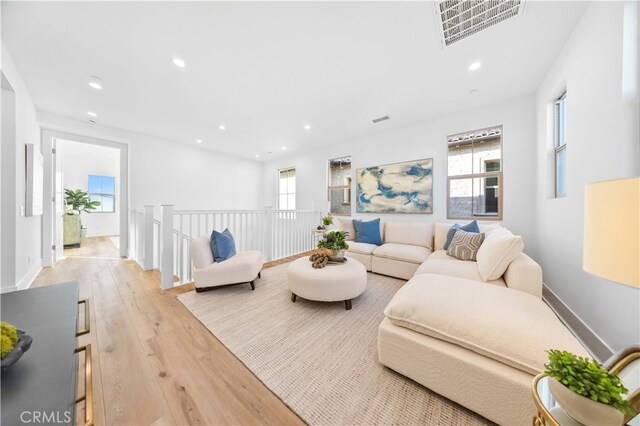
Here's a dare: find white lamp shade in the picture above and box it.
[583,177,640,288]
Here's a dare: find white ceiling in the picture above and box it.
[2,1,588,160]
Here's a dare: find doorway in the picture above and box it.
[42,130,129,265]
[58,139,121,258]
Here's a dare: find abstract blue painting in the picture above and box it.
[356,158,433,214]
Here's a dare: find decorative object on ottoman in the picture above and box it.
[309,251,330,269]
[1,321,33,370]
[317,230,349,261]
[287,257,367,310]
[544,349,633,425]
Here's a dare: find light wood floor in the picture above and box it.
[33,236,307,426]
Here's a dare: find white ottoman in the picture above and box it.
[287,257,367,310]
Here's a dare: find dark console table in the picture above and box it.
[1,281,92,426]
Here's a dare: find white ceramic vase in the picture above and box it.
[548,377,624,426]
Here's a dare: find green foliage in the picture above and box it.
[64,188,101,215]
[322,215,334,227]
[545,349,635,415]
[1,321,17,359]
[1,335,13,359]
[317,230,349,252]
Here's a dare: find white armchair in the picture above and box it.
[190,236,263,292]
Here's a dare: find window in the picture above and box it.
[554,91,567,197]
[278,168,296,210]
[447,126,503,220]
[88,175,115,213]
[328,156,351,215]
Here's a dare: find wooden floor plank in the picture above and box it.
[33,236,304,426]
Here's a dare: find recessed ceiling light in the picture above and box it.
[173,57,186,68]
[87,111,97,117]
[281,146,287,151]
[255,154,260,158]
[196,139,202,143]
[88,76,103,90]
[304,124,311,130]
[468,62,482,71]
[218,125,226,131]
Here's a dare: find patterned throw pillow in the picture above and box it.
[446,229,485,261]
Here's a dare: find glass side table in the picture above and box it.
[532,374,582,426]
[532,347,640,426]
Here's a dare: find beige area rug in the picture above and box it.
[178,263,489,425]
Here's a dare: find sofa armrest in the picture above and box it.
[503,253,542,298]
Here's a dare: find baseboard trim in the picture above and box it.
[543,284,614,363]
[1,260,42,294]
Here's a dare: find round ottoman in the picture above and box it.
[287,257,367,310]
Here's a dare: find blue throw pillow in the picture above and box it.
[210,228,237,262]
[353,218,383,246]
[443,220,480,250]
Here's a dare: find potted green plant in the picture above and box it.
[317,230,349,261]
[64,189,101,239]
[317,215,334,231]
[545,349,634,425]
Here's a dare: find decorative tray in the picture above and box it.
[1,330,33,371]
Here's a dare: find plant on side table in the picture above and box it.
[317,230,349,261]
[317,215,334,231]
[545,349,635,426]
[64,188,101,242]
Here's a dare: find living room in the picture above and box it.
[1,1,639,425]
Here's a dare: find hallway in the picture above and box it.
[33,237,302,425]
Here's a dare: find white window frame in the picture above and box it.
[327,156,352,216]
[554,91,567,198]
[446,126,503,221]
[277,167,296,210]
[88,174,116,213]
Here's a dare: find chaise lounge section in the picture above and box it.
[336,217,588,424]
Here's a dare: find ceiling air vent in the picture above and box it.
[436,0,526,47]
[372,116,390,124]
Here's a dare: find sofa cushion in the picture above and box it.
[415,250,505,286]
[444,220,479,250]
[477,228,524,281]
[373,243,431,265]
[384,273,590,375]
[211,228,237,262]
[446,229,485,261]
[353,218,383,245]
[383,221,434,250]
[335,217,355,241]
[435,222,502,251]
[191,236,215,269]
[434,223,452,251]
[347,241,378,255]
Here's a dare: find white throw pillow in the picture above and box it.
[476,228,524,281]
[335,217,355,241]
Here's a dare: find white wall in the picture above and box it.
[59,140,120,237]
[263,95,538,254]
[37,112,265,214]
[535,2,639,351]
[1,43,42,292]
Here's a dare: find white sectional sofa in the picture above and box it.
[338,218,542,295]
[335,217,589,425]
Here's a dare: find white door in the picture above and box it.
[54,138,65,261]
